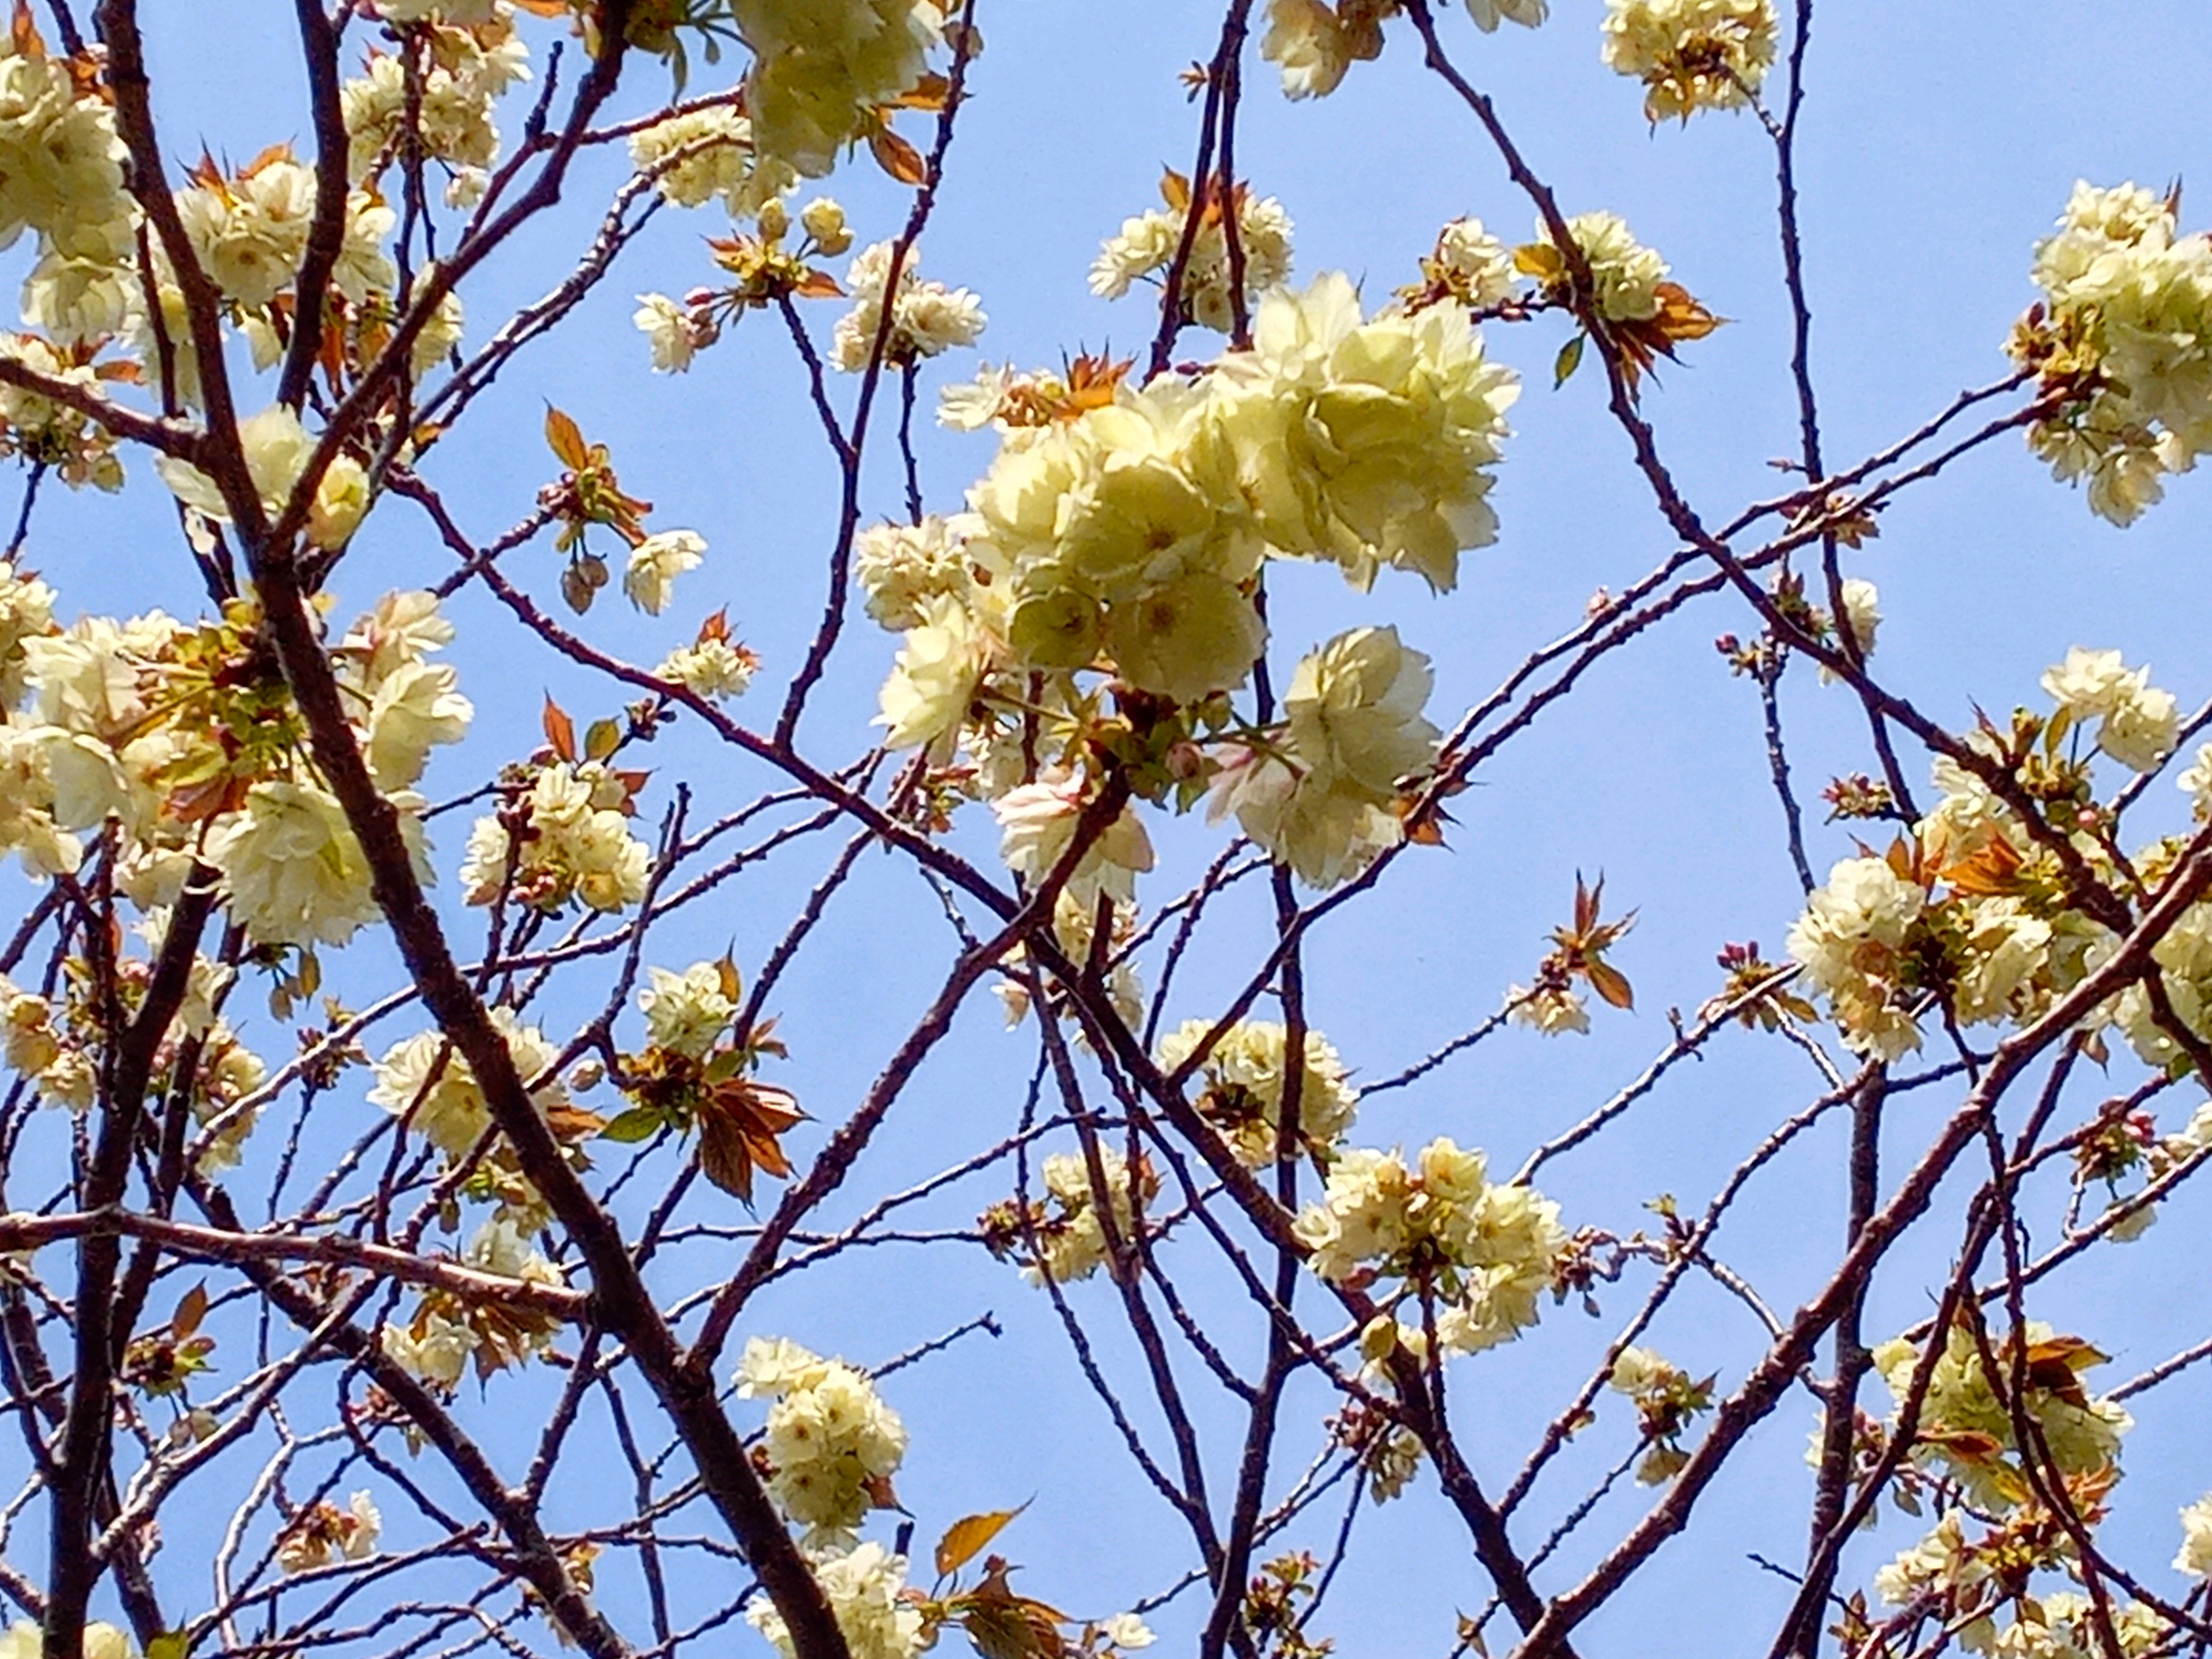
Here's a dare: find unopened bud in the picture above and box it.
[801,196,851,256]
[755,198,790,242]
[1360,1315,1400,1365]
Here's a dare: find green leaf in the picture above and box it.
[599,1106,664,1144]
[1553,332,1586,388]
[155,746,230,788]
[585,719,622,763]
[147,1633,188,1659]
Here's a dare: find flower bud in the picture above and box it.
[755,197,790,242]
[1360,1315,1400,1365]
[801,196,852,256]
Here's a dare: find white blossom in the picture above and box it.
[623,529,707,615]
[831,240,986,372]
[735,1338,907,1540]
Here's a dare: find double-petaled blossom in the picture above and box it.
[630,104,788,217]
[1401,216,1517,312]
[1042,1147,1142,1285]
[2012,181,2212,524]
[657,635,758,700]
[460,762,651,914]
[207,781,431,948]
[1600,0,1778,124]
[994,380,1263,684]
[0,975,57,1080]
[986,1145,1155,1287]
[156,405,370,551]
[746,1541,924,1659]
[855,514,977,630]
[875,591,987,757]
[187,1024,267,1174]
[622,529,707,615]
[872,272,1511,796]
[0,1623,132,1659]
[1466,0,1547,28]
[1295,1138,1569,1353]
[0,22,134,354]
[1875,1528,2167,1658]
[1260,0,1386,100]
[1872,1320,2131,1514]
[338,591,474,791]
[1212,626,1441,889]
[2115,894,2212,1074]
[638,963,738,1060]
[0,31,130,248]
[735,1337,908,1542]
[0,561,52,712]
[1156,1017,1359,1166]
[731,0,945,181]
[1814,577,1881,684]
[1785,854,1928,1059]
[276,1491,381,1574]
[367,1008,568,1157]
[830,240,987,372]
[2179,1496,2212,1578]
[377,1216,564,1390]
[2040,646,2177,771]
[1090,177,1294,333]
[1608,1345,1713,1483]
[991,892,1146,1034]
[176,147,319,309]
[1214,273,1520,592]
[0,332,124,486]
[1508,981,1591,1036]
[633,292,703,373]
[1532,210,1666,322]
[993,767,1156,908]
[342,11,529,185]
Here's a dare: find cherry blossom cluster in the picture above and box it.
[2012,181,2212,524]
[1787,648,2183,1061]
[1297,1137,1570,1354]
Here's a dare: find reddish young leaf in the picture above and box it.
[869,125,927,186]
[544,404,589,470]
[542,696,577,763]
[935,1504,1026,1579]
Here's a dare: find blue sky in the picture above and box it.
[18,2,2212,1655]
